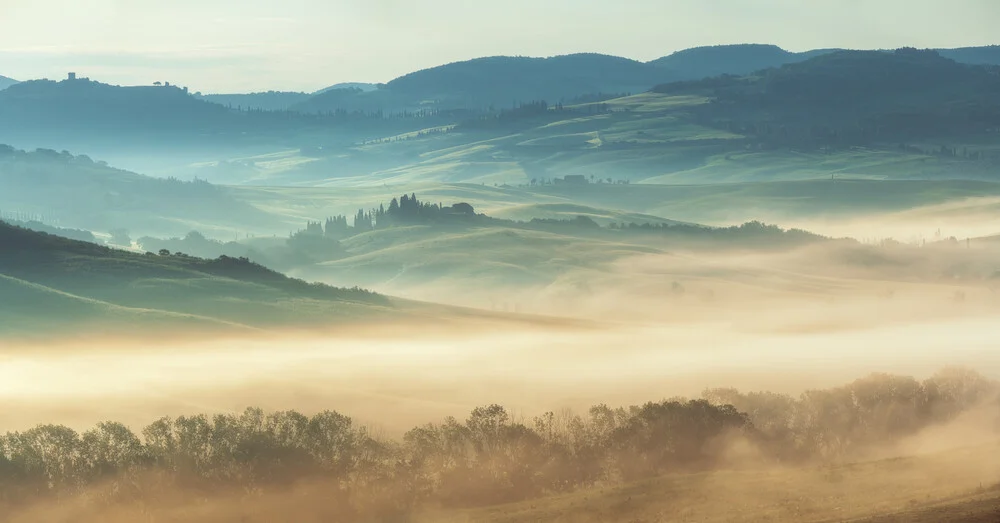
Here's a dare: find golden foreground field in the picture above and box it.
[5,442,999,522]
[429,445,1000,523]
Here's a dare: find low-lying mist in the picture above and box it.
[5,208,1000,522]
[769,196,1000,243]
[322,228,1000,330]
[6,230,1000,434]
[4,292,1000,436]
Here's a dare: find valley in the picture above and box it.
[3,38,1000,523]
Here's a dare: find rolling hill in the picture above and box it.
[5,46,1000,190]
[288,45,1000,115]
[314,82,378,94]
[191,85,380,113]
[648,44,1000,84]
[6,44,1000,126]
[937,45,1000,65]
[291,54,673,114]
[385,53,665,105]
[0,77,230,130]
[225,48,1000,188]
[0,220,391,334]
[0,145,279,236]
[649,43,839,79]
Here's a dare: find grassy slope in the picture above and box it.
[485,203,686,226]
[0,221,395,333]
[306,225,661,291]
[0,221,596,337]
[0,273,244,336]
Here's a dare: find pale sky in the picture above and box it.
[0,0,997,93]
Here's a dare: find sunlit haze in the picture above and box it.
[3,1,1000,520]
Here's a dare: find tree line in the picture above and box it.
[319,194,480,239]
[0,368,994,520]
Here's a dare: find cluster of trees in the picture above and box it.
[0,369,993,518]
[311,197,823,249]
[0,144,106,167]
[138,231,257,261]
[320,194,480,237]
[286,222,348,262]
[703,368,996,460]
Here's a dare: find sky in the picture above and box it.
[0,0,998,93]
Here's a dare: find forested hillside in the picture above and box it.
[655,49,1000,149]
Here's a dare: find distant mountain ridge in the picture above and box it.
[649,44,841,79]
[648,43,1000,76]
[935,45,1000,65]
[0,75,17,91]
[2,44,999,151]
[653,48,1000,148]
[286,45,1000,114]
[290,53,671,114]
[0,77,229,130]
[5,44,1000,117]
[314,82,378,95]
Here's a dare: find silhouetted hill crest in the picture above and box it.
[656,49,999,106]
[0,75,17,91]
[649,44,817,79]
[292,53,674,113]
[0,219,382,302]
[0,78,229,129]
[652,49,1000,146]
